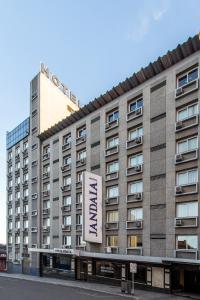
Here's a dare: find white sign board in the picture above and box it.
[83,171,102,243]
[130,263,137,273]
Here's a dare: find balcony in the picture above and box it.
[126,220,143,229]
[105,145,119,157]
[175,183,198,196]
[61,164,71,173]
[126,107,143,122]
[76,134,86,145]
[105,222,119,230]
[61,205,71,213]
[105,119,119,132]
[175,217,198,228]
[126,164,143,176]
[126,192,143,203]
[61,185,71,192]
[42,208,50,215]
[175,149,198,164]
[105,196,119,206]
[42,172,50,180]
[126,247,143,255]
[42,153,50,161]
[62,142,71,152]
[105,246,119,254]
[175,78,199,99]
[76,158,86,168]
[175,115,199,132]
[105,171,119,181]
[126,136,143,149]
[175,249,198,260]
[61,224,71,232]
[76,224,82,231]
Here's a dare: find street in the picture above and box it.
[0,276,190,300]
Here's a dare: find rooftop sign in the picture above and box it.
[40,63,79,106]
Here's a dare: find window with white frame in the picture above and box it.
[43,164,50,174]
[127,235,142,248]
[176,202,198,218]
[77,149,86,160]
[23,220,28,228]
[15,251,20,260]
[63,235,71,246]
[128,208,143,221]
[177,67,199,88]
[15,220,20,229]
[15,162,20,170]
[15,206,20,214]
[43,235,50,245]
[23,236,28,244]
[23,173,28,182]
[128,181,143,194]
[177,103,198,121]
[107,110,119,123]
[43,217,50,227]
[43,182,50,192]
[63,133,71,145]
[77,125,86,138]
[23,204,28,213]
[107,161,119,173]
[128,127,143,141]
[63,195,71,206]
[63,215,71,225]
[23,141,28,150]
[76,193,83,204]
[63,155,71,166]
[176,235,197,250]
[23,188,29,197]
[106,135,119,149]
[106,210,118,223]
[107,185,119,198]
[177,169,198,185]
[128,153,143,167]
[177,136,198,154]
[43,200,50,209]
[129,98,143,112]
[77,171,84,182]
[63,176,71,186]
[76,214,82,225]
[107,235,118,247]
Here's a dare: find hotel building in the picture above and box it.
[6,34,200,293]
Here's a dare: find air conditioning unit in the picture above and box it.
[135,137,141,144]
[134,165,141,172]
[136,220,142,228]
[176,219,182,226]
[176,121,183,130]
[106,246,112,253]
[176,186,183,194]
[136,193,142,200]
[176,87,183,97]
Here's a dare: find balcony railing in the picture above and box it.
[76,134,86,145]
[175,216,198,228]
[175,183,198,196]
[61,185,71,192]
[126,136,143,149]
[126,164,143,176]
[175,114,199,132]
[175,149,198,164]
[105,119,119,132]
[175,78,199,99]
[61,205,71,213]
[61,164,71,173]
[105,145,119,157]
[126,220,143,229]
[126,192,143,202]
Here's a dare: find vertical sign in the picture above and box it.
[83,171,102,243]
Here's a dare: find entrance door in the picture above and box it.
[184,271,200,293]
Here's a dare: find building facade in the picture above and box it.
[6,34,200,293]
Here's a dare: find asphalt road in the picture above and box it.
[0,277,126,300]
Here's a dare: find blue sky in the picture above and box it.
[0,0,199,243]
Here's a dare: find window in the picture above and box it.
[23,141,28,150]
[76,214,82,225]
[15,162,20,170]
[128,181,143,194]
[16,176,20,184]
[8,222,12,230]
[63,236,71,246]
[106,211,118,223]
[43,164,50,174]
[8,207,12,216]
[43,235,50,245]
[128,208,143,221]
[15,147,20,155]
[15,206,20,214]
[128,153,143,167]
[177,235,197,250]
[63,195,71,206]
[23,204,28,213]
[63,215,71,225]
[43,145,50,154]
[177,136,198,154]
[63,133,71,145]
[23,173,28,182]
[8,165,12,173]
[177,67,198,88]
[43,200,50,209]
[8,179,12,188]
[128,127,143,141]
[15,235,20,244]
[23,220,28,228]
[6,118,29,150]
[127,235,142,248]
[23,188,29,197]
[43,182,50,192]
[43,218,50,227]
[23,157,28,167]
[8,152,12,160]
[77,126,86,138]
[176,202,198,218]
[8,194,13,202]
[16,191,20,200]
[107,161,119,173]
[177,103,198,121]
[76,235,86,246]
[8,235,12,244]
[77,171,84,182]
[63,155,71,166]
[107,236,118,247]
[177,169,198,185]
[63,176,71,186]
[107,110,119,123]
[129,98,143,112]
[76,193,83,204]
[107,136,119,149]
[77,149,86,160]
[107,186,119,198]
[23,236,29,244]
[15,220,20,229]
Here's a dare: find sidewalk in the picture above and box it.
[0,272,195,300]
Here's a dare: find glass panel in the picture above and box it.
[188,137,197,150]
[188,68,198,82]
[188,170,197,183]
[178,75,187,87]
[177,202,198,218]
[108,186,118,198]
[177,235,197,249]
